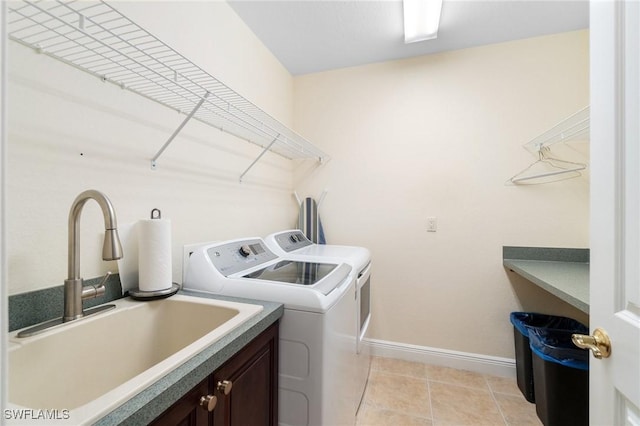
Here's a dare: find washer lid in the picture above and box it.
[244,260,335,284]
[242,261,350,295]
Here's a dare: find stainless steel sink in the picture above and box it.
[7,294,263,424]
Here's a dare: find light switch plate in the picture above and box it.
[427,217,437,232]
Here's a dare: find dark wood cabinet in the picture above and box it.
[151,379,210,426]
[152,322,279,426]
[212,321,278,426]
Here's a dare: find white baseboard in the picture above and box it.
[363,338,516,378]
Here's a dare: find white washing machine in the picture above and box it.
[264,230,372,410]
[183,237,357,426]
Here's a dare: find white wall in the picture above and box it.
[293,30,590,358]
[7,1,301,295]
[7,0,590,361]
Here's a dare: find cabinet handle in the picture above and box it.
[217,380,233,395]
[199,394,217,412]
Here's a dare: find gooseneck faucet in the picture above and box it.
[16,190,124,337]
[64,190,123,321]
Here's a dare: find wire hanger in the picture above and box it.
[507,145,587,185]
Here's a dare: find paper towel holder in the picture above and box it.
[129,207,178,300]
[129,283,180,300]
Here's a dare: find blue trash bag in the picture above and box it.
[509,312,587,337]
[528,326,590,371]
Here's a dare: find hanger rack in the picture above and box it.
[508,106,590,185]
[7,0,329,182]
[524,106,590,153]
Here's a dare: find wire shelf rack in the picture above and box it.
[524,106,590,153]
[7,0,328,180]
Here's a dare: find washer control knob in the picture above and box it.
[290,234,299,243]
[239,245,252,257]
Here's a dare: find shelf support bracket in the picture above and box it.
[239,135,280,183]
[151,92,210,169]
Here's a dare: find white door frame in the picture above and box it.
[1,0,8,416]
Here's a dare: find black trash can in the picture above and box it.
[529,326,589,426]
[509,312,588,403]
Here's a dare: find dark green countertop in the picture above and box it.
[503,246,589,314]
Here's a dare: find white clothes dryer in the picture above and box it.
[183,237,358,426]
[264,230,372,409]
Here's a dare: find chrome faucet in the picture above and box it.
[17,190,123,337]
[64,189,123,321]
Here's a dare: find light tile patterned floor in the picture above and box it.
[356,357,542,426]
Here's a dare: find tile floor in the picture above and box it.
[356,357,542,426]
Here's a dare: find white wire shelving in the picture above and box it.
[523,106,590,153]
[508,106,590,185]
[7,0,329,182]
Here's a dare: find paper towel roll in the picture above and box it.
[138,216,172,292]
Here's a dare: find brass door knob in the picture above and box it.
[199,394,217,412]
[572,328,612,359]
[217,380,233,395]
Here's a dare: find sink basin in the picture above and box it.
[7,294,263,424]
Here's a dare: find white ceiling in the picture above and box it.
[228,0,589,76]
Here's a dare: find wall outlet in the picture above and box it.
[427,217,437,232]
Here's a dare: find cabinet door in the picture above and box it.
[150,378,211,426]
[213,323,279,426]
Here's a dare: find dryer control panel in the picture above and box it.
[207,239,278,276]
[273,231,313,252]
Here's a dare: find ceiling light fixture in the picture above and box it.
[403,0,443,43]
